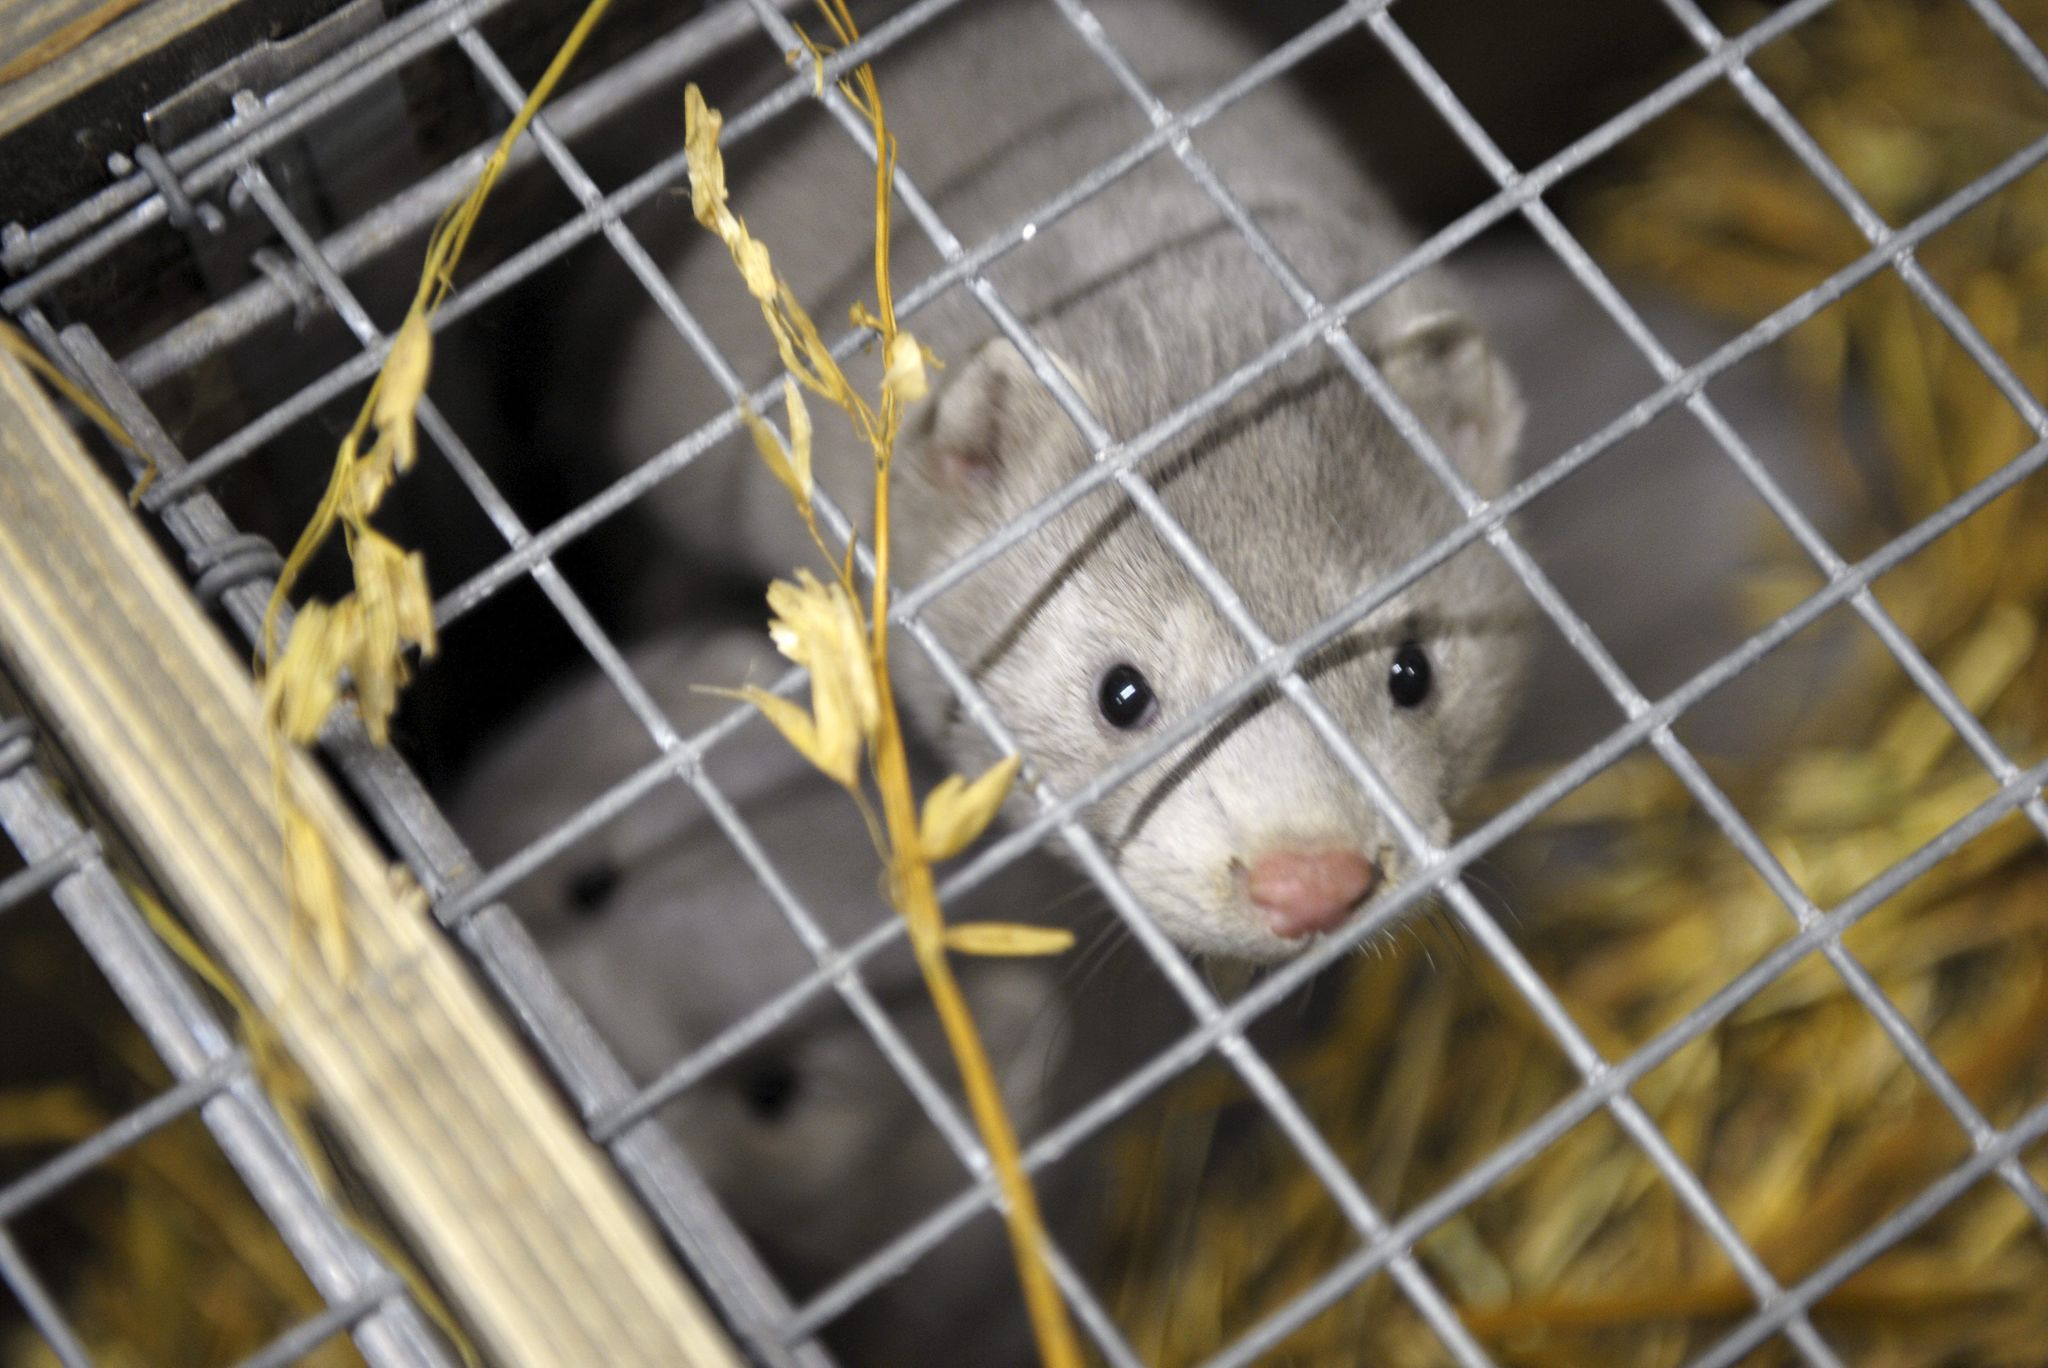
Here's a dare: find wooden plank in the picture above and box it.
[0,0,147,83]
[0,0,243,138]
[0,349,740,1366]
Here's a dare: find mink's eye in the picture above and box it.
[738,1058,801,1122]
[1097,663,1158,729]
[1388,642,1433,709]
[566,862,619,915]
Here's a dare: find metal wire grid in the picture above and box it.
[0,717,450,1368]
[19,312,825,1367]
[4,0,2047,1363]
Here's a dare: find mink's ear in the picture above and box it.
[905,336,1076,493]
[905,336,1027,491]
[1370,310,1524,499]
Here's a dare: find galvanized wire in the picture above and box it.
[8,0,2048,1362]
[230,1283,403,1368]
[0,1225,93,1368]
[37,305,822,1367]
[0,0,523,291]
[230,20,1144,1358]
[0,1063,235,1223]
[0,718,446,1367]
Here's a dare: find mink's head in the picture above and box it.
[892,271,1528,962]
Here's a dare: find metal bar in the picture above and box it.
[1209,753,2048,1363]
[116,0,814,390]
[0,1225,94,1368]
[0,339,735,1367]
[230,1283,402,1368]
[1691,1093,2048,1368]
[434,24,1144,1358]
[0,832,94,915]
[549,412,2048,1145]
[1343,0,2048,1303]
[1962,0,2048,87]
[146,0,1345,509]
[1040,5,1853,1359]
[0,1060,236,1222]
[145,0,1828,535]
[1634,0,2048,822]
[0,718,448,1368]
[16,0,2041,1361]
[51,287,823,1368]
[1,0,523,296]
[736,2,1499,1359]
[796,747,2048,1346]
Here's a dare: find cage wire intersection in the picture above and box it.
[5,0,2048,1363]
[0,715,451,1368]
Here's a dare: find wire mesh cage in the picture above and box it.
[0,709,453,1367]
[4,0,2048,1364]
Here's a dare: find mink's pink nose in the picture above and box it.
[1248,849,1380,939]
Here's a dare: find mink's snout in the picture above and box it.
[1246,848,1381,939]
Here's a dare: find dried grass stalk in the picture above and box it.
[683,4,1079,1360]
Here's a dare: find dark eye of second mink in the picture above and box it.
[1097,663,1157,729]
[738,1059,801,1121]
[1388,641,1433,709]
[566,863,619,914]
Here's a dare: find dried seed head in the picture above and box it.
[757,570,880,787]
[919,752,1021,862]
[942,922,1076,957]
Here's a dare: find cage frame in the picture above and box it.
[0,346,740,1367]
